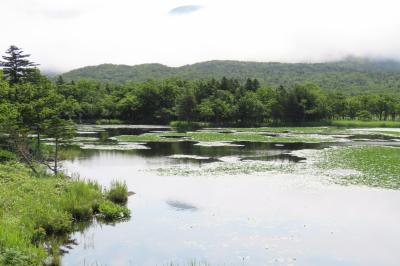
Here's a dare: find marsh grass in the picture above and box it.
[157,161,296,176]
[331,120,400,128]
[60,180,103,221]
[116,131,327,143]
[0,161,130,265]
[106,180,128,204]
[318,146,400,189]
[95,119,124,125]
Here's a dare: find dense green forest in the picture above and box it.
[54,77,400,125]
[61,59,400,94]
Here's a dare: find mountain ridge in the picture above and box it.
[60,58,400,93]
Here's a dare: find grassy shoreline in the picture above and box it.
[0,161,130,266]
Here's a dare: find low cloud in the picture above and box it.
[168,5,203,15]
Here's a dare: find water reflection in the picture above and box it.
[166,200,198,211]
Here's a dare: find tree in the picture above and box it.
[0,45,38,85]
[42,117,75,175]
[176,88,197,121]
[0,102,39,174]
[56,75,65,85]
[237,92,265,125]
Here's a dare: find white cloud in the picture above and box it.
[1,0,399,72]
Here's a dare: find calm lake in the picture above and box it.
[61,125,400,266]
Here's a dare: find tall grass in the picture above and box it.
[106,180,128,204]
[60,180,103,221]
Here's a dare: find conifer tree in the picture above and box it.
[0,45,38,85]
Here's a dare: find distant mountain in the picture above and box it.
[61,58,400,93]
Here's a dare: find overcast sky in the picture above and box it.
[1,0,400,72]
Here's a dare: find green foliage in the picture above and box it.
[106,180,128,204]
[0,149,17,162]
[176,88,197,121]
[0,161,130,265]
[0,45,38,85]
[169,121,207,132]
[60,180,102,221]
[61,59,400,94]
[98,201,131,221]
[331,120,400,128]
[51,75,400,126]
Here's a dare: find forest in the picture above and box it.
[1,46,400,132]
[61,59,400,94]
[53,76,400,125]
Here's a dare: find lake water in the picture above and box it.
[61,126,400,266]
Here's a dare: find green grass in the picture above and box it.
[318,146,400,189]
[106,180,128,204]
[374,130,400,136]
[95,119,124,125]
[0,161,130,265]
[223,126,347,134]
[116,131,331,143]
[331,120,400,128]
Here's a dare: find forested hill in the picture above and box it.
[61,58,400,94]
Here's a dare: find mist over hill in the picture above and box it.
[60,58,400,94]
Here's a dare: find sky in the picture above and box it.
[1,0,400,72]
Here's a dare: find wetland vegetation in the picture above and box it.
[1,46,400,265]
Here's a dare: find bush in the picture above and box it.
[106,180,128,204]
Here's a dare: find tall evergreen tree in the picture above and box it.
[0,45,38,85]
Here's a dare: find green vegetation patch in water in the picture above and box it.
[222,126,348,134]
[156,160,297,176]
[318,146,400,189]
[116,131,332,143]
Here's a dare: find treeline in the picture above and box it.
[52,76,400,125]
